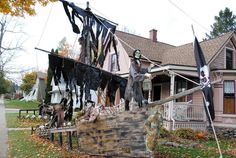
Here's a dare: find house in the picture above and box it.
[49,76,97,108]
[22,71,46,102]
[103,29,236,130]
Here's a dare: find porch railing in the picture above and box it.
[163,102,206,121]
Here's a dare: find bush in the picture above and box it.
[160,127,171,138]
[174,128,196,140]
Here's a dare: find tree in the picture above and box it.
[206,7,236,39]
[58,37,77,58]
[0,0,57,17]
[0,72,14,94]
[20,71,37,94]
[0,14,25,77]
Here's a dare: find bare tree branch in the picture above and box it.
[0,14,26,77]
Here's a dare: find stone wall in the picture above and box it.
[76,109,149,157]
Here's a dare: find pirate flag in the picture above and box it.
[193,37,215,120]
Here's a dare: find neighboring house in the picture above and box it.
[22,71,46,102]
[103,29,236,130]
[49,76,97,108]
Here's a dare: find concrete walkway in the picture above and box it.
[0,95,8,158]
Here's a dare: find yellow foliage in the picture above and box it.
[0,0,57,17]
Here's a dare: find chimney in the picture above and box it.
[149,29,157,42]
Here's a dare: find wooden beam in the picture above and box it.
[147,79,222,108]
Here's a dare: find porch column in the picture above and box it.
[169,72,175,129]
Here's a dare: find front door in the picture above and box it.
[153,85,161,101]
[223,81,235,114]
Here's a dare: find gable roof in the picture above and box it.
[162,31,234,66]
[115,30,175,62]
[116,30,235,67]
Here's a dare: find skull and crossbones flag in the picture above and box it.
[193,36,215,120]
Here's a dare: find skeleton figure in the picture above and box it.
[124,49,151,110]
[144,110,163,152]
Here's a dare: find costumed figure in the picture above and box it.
[144,110,163,155]
[124,49,152,111]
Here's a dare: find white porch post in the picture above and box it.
[169,72,175,130]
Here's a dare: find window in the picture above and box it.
[223,81,235,114]
[110,53,117,72]
[175,80,187,102]
[226,49,233,69]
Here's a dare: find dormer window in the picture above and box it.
[226,49,233,69]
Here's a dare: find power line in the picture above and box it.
[168,0,210,33]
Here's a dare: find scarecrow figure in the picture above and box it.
[124,49,152,111]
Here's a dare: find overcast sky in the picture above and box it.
[12,0,236,82]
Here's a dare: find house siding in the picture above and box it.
[210,40,236,70]
[103,40,130,74]
[210,49,225,70]
[192,90,203,105]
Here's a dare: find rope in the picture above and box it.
[36,3,54,47]
[35,3,54,71]
[89,10,200,86]
[202,93,222,158]
[167,0,210,33]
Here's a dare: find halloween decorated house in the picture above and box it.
[34,0,227,157]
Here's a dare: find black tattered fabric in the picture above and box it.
[49,54,127,106]
[60,0,120,70]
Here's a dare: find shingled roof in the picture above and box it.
[115,30,175,62]
[115,30,235,67]
[162,31,234,66]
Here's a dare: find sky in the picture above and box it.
[9,0,236,83]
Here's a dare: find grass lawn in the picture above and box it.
[8,130,83,158]
[5,99,39,109]
[5,113,47,128]
[155,138,236,158]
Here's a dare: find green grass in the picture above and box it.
[8,130,81,158]
[155,139,236,158]
[5,113,47,128]
[5,99,39,109]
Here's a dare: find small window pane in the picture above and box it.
[226,49,233,69]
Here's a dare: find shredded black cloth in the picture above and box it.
[48,54,127,107]
[60,0,118,68]
[49,54,62,85]
[100,71,112,91]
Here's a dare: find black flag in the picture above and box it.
[193,37,215,120]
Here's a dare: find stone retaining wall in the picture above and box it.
[76,109,149,157]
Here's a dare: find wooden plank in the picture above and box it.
[67,131,72,150]
[58,132,63,146]
[147,79,221,108]
[50,127,76,133]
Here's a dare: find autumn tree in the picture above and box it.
[58,37,77,58]
[20,71,37,94]
[206,7,236,39]
[0,0,57,17]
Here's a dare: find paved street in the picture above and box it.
[0,95,8,158]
